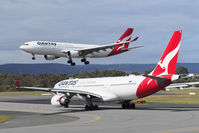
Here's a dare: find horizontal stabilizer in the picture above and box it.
[143,75,170,80]
[127,46,143,50]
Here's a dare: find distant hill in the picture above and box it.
[0,63,199,75]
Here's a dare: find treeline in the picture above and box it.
[0,70,127,92]
[1,66,199,92]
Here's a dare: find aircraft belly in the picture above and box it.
[79,87,119,102]
[33,47,61,55]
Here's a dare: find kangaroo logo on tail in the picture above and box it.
[108,28,135,56]
[150,30,182,76]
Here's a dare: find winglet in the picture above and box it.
[15,80,20,88]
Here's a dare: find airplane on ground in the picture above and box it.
[16,30,192,111]
[20,28,141,66]
[163,82,199,91]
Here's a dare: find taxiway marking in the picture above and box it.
[67,113,101,125]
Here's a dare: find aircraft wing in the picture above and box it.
[77,37,141,57]
[15,81,102,99]
[165,82,199,89]
[17,86,52,91]
[51,88,103,99]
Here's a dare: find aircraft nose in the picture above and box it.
[20,43,33,53]
[19,45,25,50]
[20,44,30,52]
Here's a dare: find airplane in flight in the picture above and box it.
[16,30,190,111]
[20,28,141,66]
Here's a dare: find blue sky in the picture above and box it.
[0,0,199,65]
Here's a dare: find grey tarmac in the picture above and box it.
[0,96,199,133]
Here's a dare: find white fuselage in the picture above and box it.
[53,75,145,102]
[20,41,113,58]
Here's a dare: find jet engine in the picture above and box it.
[51,95,69,107]
[44,55,59,60]
[67,50,80,58]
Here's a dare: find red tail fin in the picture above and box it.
[108,28,134,56]
[115,28,133,48]
[150,30,182,76]
[15,80,20,88]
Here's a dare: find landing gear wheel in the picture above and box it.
[122,102,135,109]
[122,103,126,109]
[67,60,72,64]
[71,62,76,66]
[64,104,69,108]
[130,103,135,109]
[94,105,99,110]
[85,61,89,65]
[81,58,89,65]
[85,105,90,111]
[85,105,99,111]
[81,58,86,62]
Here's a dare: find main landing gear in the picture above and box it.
[67,51,76,66]
[81,58,89,65]
[67,59,76,66]
[85,104,99,111]
[85,97,99,111]
[66,51,90,66]
[122,101,135,109]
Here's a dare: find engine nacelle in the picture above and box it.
[51,95,69,107]
[68,50,80,58]
[44,55,59,60]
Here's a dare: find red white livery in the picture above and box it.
[20,28,141,66]
[16,30,185,110]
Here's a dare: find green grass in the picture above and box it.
[0,116,14,123]
[135,89,199,104]
[0,91,51,96]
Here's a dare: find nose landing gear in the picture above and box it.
[67,51,76,66]
[32,54,35,60]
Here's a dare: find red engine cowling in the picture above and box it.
[51,95,68,107]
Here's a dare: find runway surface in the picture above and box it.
[0,95,199,133]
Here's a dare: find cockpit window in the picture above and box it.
[24,44,29,46]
